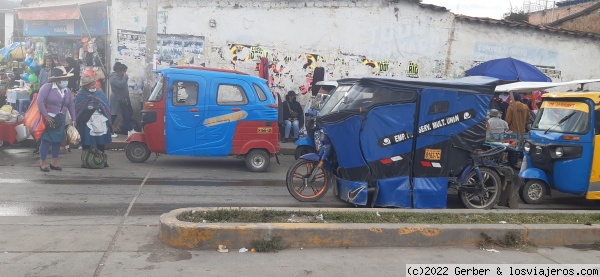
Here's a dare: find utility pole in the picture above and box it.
[143,0,158,102]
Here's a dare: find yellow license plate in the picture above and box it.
[257,127,272,134]
[425,149,442,160]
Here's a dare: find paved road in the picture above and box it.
[1,146,599,217]
[1,146,599,276]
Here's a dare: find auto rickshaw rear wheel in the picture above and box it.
[286,158,330,202]
[245,149,270,172]
[459,167,502,209]
[519,179,546,204]
[294,146,315,160]
[125,142,151,163]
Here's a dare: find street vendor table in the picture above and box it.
[0,121,22,144]
[6,88,29,105]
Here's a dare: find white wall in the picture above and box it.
[108,0,600,101]
[450,20,600,90]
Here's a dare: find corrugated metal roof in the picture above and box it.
[455,15,600,39]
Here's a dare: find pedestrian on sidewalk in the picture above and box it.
[37,67,76,172]
[109,62,135,136]
[75,75,112,168]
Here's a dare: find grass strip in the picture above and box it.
[177,209,600,224]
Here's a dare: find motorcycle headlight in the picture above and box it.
[523,142,531,153]
[555,147,564,158]
[314,129,324,151]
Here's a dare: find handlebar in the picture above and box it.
[471,146,507,159]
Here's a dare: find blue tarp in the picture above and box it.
[0,42,27,62]
[465,57,552,82]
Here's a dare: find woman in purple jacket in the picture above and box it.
[37,67,77,172]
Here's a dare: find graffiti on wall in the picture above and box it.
[407,61,419,78]
[303,54,322,69]
[360,56,395,76]
[229,44,267,64]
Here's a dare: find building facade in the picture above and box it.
[12,0,600,106]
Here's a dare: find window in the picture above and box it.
[428,101,450,115]
[171,81,198,106]
[333,85,417,112]
[148,76,164,102]
[532,102,590,134]
[253,84,267,101]
[217,84,248,105]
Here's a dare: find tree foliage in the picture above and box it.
[502,10,529,22]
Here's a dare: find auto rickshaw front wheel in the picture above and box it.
[286,158,330,202]
[245,149,270,172]
[519,179,546,204]
[125,142,151,163]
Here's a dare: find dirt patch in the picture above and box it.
[480,231,537,253]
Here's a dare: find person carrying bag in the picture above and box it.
[75,75,112,169]
[36,67,77,172]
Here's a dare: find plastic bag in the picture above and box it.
[14,124,29,142]
[66,125,81,145]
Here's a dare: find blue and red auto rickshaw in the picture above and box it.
[125,66,280,172]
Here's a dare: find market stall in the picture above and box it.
[0,105,25,145]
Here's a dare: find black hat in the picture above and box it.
[286,90,297,97]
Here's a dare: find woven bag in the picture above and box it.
[81,148,107,169]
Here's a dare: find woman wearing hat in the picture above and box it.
[75,75,112,168]
[37,67,77,172]
[281,90,304,143]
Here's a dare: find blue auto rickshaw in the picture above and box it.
[286,76,514,209]
[294,78,357,159]
[519,91,600,203]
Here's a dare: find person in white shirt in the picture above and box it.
[487,109,511,140]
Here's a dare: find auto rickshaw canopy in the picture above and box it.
[542,92,600,105]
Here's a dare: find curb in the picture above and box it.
[159,208,600,250]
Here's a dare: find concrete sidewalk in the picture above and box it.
[1,216,599,277]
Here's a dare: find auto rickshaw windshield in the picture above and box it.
[330,84,417,113]
[532,101,590,134]
[148,75,164,102]
[319,84,353,116]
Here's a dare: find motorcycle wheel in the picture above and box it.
[294,146,315,160]
[286,158,330,202]
[125,142,151,163]
[459,167,502,209]
[519,179,546,204]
